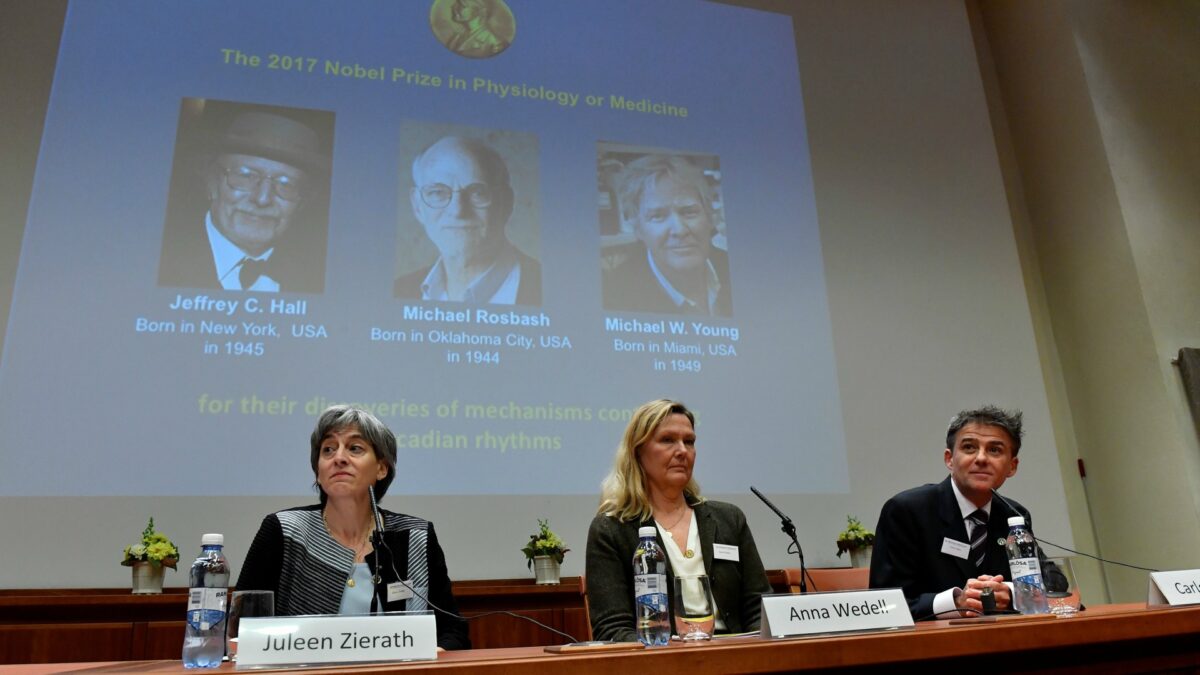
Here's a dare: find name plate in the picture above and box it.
[1148,569,1200,607]
[235,612,436,669]
[760,589,913,638]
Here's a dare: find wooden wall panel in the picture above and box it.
[0,577,591,663]
[0,623,133,663]
[0,571,799,663]
[142,622,185,661]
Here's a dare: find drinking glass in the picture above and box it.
[1044,556,1080,617]
[673,575,715,642]
[227,590,274,661]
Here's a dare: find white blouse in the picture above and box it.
[656,511,725,630]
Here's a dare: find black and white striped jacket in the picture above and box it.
[236,504,470,650]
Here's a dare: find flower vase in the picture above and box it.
[532,556,561,585]
[131,562,165,594]
[849,545,873,569]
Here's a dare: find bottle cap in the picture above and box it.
[638,526,657,538]
[201,533,224,546]
[1006,516,1026,527]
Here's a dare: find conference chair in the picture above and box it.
[786,567,869,593]
[579,574,593,640]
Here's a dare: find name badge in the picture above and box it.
[1149,569,1200,606]
[387,581,415,603]
[235,612,436,668]
[713,543,739,562]
[760,589,913,638]
[941,537,970,560]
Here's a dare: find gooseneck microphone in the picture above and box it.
[990,488,1158,573]
[367,485,386,610]
[750,486,808,593]
[368,485,386,535]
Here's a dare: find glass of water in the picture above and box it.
[227,590,274,661]
[1043,557,1080,617]
[673,575,715,642]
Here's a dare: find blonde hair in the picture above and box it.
[597,399,704,522]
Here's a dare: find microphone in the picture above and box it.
[991,488,1157,574]
[368,484,386,535]
[751,486,794,529]
[750,486,807,593]
[367,486,386,610]
[989,488,1030,531]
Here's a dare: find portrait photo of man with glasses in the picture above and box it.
[157,98,334,294]
[393,125,541,306]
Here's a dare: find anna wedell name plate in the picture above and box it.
[760,588,913,638]
[235,612,436,668]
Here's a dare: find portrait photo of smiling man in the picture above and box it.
[393,124,541,306]
[598,146,732,317]
[157,98,334,294]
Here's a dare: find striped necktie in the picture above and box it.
[968,509,989,568]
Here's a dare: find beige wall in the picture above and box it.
[976,0,1200,601]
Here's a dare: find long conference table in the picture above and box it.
[2,603,1199,674]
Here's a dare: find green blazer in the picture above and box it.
[585,500,772,642]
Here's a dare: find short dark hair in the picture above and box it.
[309,405,398,504]
[945,405,1024,456]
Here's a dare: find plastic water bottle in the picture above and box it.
[182,534,230,668]
[1004,516,1049,614]
[632,526,670,646]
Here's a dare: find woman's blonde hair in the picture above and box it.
[597,399,704,522]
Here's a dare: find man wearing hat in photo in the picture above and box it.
[158,101,333,293]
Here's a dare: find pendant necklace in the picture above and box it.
[322,510,374,587]
[657,505,695,558]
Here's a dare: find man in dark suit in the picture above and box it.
[602,154,732,317]
[870,406,1064,620]
[394,136,541,305]
[158,107,331,294]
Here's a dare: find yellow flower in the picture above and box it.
[123,518,178,569]
[146,541,175,560]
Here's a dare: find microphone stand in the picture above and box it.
[751,486,807,593]
[368,486,387,612]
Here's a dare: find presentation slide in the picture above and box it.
[0,0,844,497]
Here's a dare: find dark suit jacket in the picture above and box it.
[585,500,772,642]
[392,247,542,306]
[602,247,732,316]
[869,476,1064,620]
[157,195,328,294]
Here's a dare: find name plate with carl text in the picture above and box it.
[1149,569,1200,607]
